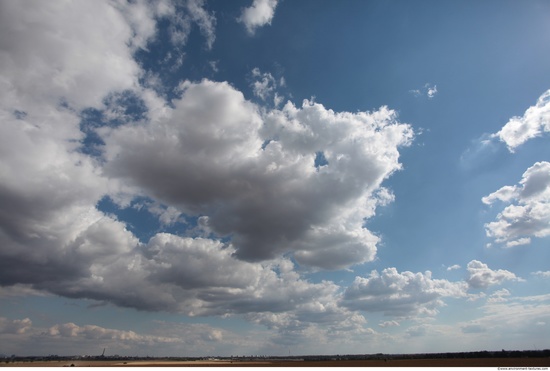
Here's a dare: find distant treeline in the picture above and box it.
[295,349,550,362]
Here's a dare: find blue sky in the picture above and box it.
[1,0,550,357]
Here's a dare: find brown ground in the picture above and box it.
[4,358,550,367]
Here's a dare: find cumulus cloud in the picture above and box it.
[446,264,461,271]
[238,0,279,35]
[465,260,522,289]
[0,317,32,335]
[492,90,550,152]
[102,79,413,270]
[482,161,550,247]
[532,271,550,278]
[341,268,467,317]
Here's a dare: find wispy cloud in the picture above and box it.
[532,271,550,278]
[410,83,438,99]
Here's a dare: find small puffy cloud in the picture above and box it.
[465,260,522,289]
[492,90,550,152]
[427,85,438,98]
[410,83,438,99]
[342,268,467,317]
[482,161,550,247]
[532,271,550,278]
[446,264,461,271]
[238,0,279,35]
[0,317,32,335]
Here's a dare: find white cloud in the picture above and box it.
[427,84,438,98]
[342,268,467,317]
[0,317,32,335]
[0,0,147,111]
[532,271,550,278]
[238,0,279,35]
[409,83,438,99]
[185,0,217,49]
[250,67,277,102]
[0,318,232,356]
[487,288,511,303]
[379,320,400,327]
[102,79,413,270]
[459,293,550,345]
[46,322,179,344]
[465,260,522,289]
[482,161,550,247]
[446,264,461,271]
[492,90,550,152]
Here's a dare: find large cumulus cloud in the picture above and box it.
[341,268,468,317]
[102,80,413,269]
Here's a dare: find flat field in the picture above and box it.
[3,358,550,367]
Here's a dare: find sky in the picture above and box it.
[1,0,550,358]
